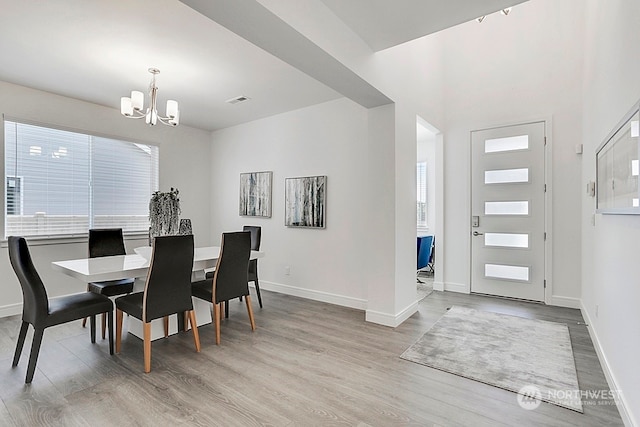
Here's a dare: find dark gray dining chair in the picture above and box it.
[192,231,255,345]
[82,228,134,339]
[243,225,263,308]
[212,225,262,319]
[8,236,114,383]
[115,234,200,373]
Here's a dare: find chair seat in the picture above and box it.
[115,292,144,321]
[46,292,113,328]
[88,278,134,297]
[192,279,213,301]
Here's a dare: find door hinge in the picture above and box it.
[544,279,547,288]
[544,137,547,146]
[544,232,547,240]
[544,184,547,192]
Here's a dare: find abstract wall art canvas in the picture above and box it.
[239,171,272,217]
[285,175,326,228]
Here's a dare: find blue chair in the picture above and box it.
[417,236,434,282]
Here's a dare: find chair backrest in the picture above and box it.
[417,235,434,270]
[213,231,251,303]
[89,228,126,258]
[142,234,195,322]
[242,226,261,251]
[7,236,49,325]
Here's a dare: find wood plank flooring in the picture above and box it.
[0,289,624,426]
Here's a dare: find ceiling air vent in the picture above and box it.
[226,95,251,105]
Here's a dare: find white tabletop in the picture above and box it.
[51,246,264,282]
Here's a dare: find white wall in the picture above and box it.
[440,0,585,304]
[0,80,212,316]
[250,0,447,324]
[581,0,640,424]
[209,98,371,308]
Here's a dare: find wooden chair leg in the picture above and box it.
[143,322,152,373]
[13,321,29,367]
[188,310,201,352]
[163,316,169,338]
[116,309,123,353]
[26,328,44,384]
[225,300,229,318]
[245,295,256,331]
[213,303,221,345]
[184,312,189,332]
[101,312,107,340]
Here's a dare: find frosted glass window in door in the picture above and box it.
[485,201,529,215]
[484,135,529,153]
[485,264,530,282]
[485,168,529,184]
[485,233,529,248]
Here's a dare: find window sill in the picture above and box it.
[1,232,149,248]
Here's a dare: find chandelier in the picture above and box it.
[120,68,179,127]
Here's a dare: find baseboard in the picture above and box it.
[580,301,636,427]
[259,281,367,310]
[433,281,445,291]
[443,281,469,293]
[547,295,581,309]
[365,300,419,328]
[0,303,22,318]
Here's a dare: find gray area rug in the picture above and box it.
[401,306,583,412]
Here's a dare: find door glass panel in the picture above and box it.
[485,168,529,184]
[485,264,530,282]
[485,233,529,248]
[485,201,529,215]
[484,135,529,153]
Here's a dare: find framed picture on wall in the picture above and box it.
[239,171,272,217]
[285,175,326,228]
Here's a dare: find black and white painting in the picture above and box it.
[239,171,272,217]
[285,176,326,228]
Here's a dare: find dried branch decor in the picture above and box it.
[149,187,181,239]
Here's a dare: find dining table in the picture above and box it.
[52,245,264,341]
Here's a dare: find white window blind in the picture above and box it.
[4,120,158,238]
[417,161,427,227]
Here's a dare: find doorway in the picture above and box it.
[416,117,442,294]
[470,121,547,302]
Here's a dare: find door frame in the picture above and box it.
[468,116,553,304]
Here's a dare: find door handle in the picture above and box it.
[473,231,484,236]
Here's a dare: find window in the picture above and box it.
[417,161,427,228]
[4,120,159,238]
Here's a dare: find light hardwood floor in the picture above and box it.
[0,289,624,426]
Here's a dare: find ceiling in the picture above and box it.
[0,0,526,132]
[320,0,528,51]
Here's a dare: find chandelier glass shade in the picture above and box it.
[121,68,179,127]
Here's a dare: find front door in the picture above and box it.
[470,121,546,302]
